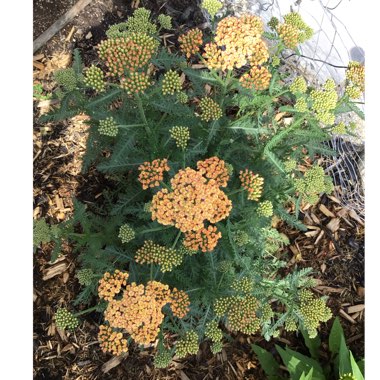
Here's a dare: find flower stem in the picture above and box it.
[74,305,98,317]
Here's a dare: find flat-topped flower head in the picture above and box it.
[277,12,313,48]
[55,308,79,330]
[157,14,172,30]
[99,116,118,137]
[151,164,231,234]
[135,240,183,272]
[154,349,172,368]
[138,158,170,190]
[239,169,264,201]
[199,97,223,121]
[178,28,203,58]
[170,288,190,318]
[120,71,150,94]
[205,320,223,342]
[118,224,135,244]
[162,70,182,95]
[170,126,190,149]
[84,65,105,92]
[98,325,128,355]
[346,61,364,92]
[98,270,129,301]
[203,15,268,71]
[290,76,307,94]
[257,200,273,217]
[175,331,199,358]
[239,66,272,91]
[201,0,223,19]
[231,277,254,294]
[196,157,229,187]
[183,225,222,252]
[76,268,94,286]
[98,33,157,76]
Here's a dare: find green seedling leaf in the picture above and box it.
[350,351,364,380]
[300,368,314,380]
[338,335,351,376]
[329,317,345,354]
[251,344,281,379]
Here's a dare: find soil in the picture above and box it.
[33,1,365,379]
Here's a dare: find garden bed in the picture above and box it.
[33,1,364,379]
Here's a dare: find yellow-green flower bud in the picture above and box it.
[332,122,347,135]
[205,321,223,342]
[175,331,199,358]
[233,230,250,247]
[231,277,254,294]
[177,91,189,104]
[257,200,273,217]
[290,77,307,94]
[99,117,118,137]
[294,97,308,112]
[170,126,190,149]
[55,308,79,330]
[158,14,172,30]
[76,268,94,286]
[284,159,297,173]
[162,70,182,95]
[199,97,223,121]
[154,349,172,368]
[118,224,135,244]
[201,0,222,19]
[211,341,223,354]
[54,68,77,92]
[84,65,105,92]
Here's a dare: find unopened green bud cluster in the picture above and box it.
[294,97,308,112]
[257,200,273,217]
[177,91,189,104]
[119,224,135,243]
[178,242,198,256]
[284,317,298,332]
[290,76,307,94]
[99,117,118,137]
[332,122,347,135]
[233,230,250,247]
[154,349,172,368]
[294,165,333,205]
[55,308,79,330]
[271,55,280,67]
[33,219,52,247]
[205,321,223,342]
[76,268,94,286]
[202,0,223,19]
[84,65,105,92]
[231,277,254,294]
[170,126,190,149]
[283,12,313,43]
[175,331,199,358]
[284,159,297,173]
[158,14,172,30]
[210,341,223,354]
[259,303,274,322]
[199,97,223,121]
[310,79,338,125]
[162,70,182,95]
[54,68,77,92]
[346,85,361,100]
[143,202,152,213]
[298,289,332,338]
[126,8,157,35]
[268,17,279,30]
[218,260,233,273]
[339,374,357,380]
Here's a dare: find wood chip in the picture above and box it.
[33,53,45,61]
[320,263,326,273]
[63,271,70,284]
[101,353,128,373]
[310,213,320,224]
[42,261,68,281]
[319,204,335,218]
[348,209,364,226]
[315,230,324,245]
[326,218,340,233]
[305,230,319,237]
[315,285,343,293]
[191,64,206,69]
[327,195,341,204]
[346,333,364,344]
[339,309,356,324]
[180,370,191,380]
[357,287,365,298]
[347,304,365,314]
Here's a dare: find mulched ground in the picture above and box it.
[33,1,364,379]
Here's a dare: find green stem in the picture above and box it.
[182,149,186,169]
[74,305,98,317]
[171,230,182,249]
[227,188,244,196]
[140,225,173,234]
[217,272,226,290]
[150,263,154,281]
[135,93,152,136]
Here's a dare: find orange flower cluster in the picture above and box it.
[197,157,229,187]
[239,66,272,91]
[135,240,183,272]
[202,15,269,71]
[120,71,150,94]
[102,276,190,346]
[138,159,170,190]
[170,288,190,318]
[178,28,203,58]
[98,325,128,355]
[98,270,129,301]
[239,169,264,201]
[151,162,232,236]
[183,225,222,252]
[98,33,157,76]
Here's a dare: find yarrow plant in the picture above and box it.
[43,6,364,368]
